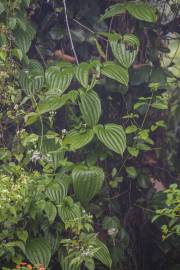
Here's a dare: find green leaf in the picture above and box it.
[0,50,7,61]
[110,34,139,68]
[12,48,23,60]
[152,102,168,110]
[58,196,81,223]
[63,129,94,151]
[75,62,90,88]
[61,256,80,270]
[24,112,39,126]
[19,60,44,95]
[100,3,126,20]
[85,257,95,270]
[72,165,104,204]
[44,201,57,223]
[17,230,28,243]
[127,146,139,157]
[79,90,101,127]
[127,2,157,23]
[102,216,121,230]
[126,166,137,178]
[101,62,129,86]
[46,182,67,205]
[6,241,26,253]
[101,2,157,23]
[93,239,112,268]
[125,125,138,134]
[94,124,126,155]
[25,238,51,267]
[46,65,73,94]
[37,94,69,114]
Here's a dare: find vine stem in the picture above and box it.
[62,0,79,65]
[140,91,154,129]
[31,96,44,153]
[105,17,113,60]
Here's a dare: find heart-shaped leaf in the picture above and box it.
[46,182,67,205]
[63,129,94,151]
[58,196,81,223]
[79,90,101,127]
[46,65,73,94]
[94,124,126,155]
[127,2,157,23]
[75,62,90,88]
[101,62,129,86]
[25,238,51,267]
[72,165,104,204]
[110,34,139,68]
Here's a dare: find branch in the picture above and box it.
[62,0,79,65]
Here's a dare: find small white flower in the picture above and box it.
[62,129,67,134]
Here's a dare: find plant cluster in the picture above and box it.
[0,0,179,269]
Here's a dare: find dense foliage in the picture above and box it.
[0,0,179,270]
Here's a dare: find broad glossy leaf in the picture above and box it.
[37,90,78,114]
[46,182,67,205]
[75,62,89,88]
[93,239,112,269]
[58,196,81,223]
[101,2,157,23]
[100,3,126,20]
[72,165,104,204]
[25,238,51,267]
[110,34,139,68]
[63,129,94,151]
[41,137,65,169]
[61,256,80,270]
[94,124,126,155]
[19,59,44,95]
[44,201,57,223]
[46,65,73,94]
[127,2,157,22]
[101,62,129,86]
[37,94,68,114]
[79,90,101,127]
[24,112,39,126]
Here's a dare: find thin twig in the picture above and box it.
[73,18,95,34]
[31,96,44,153]
[62,0,79,65]
[73,18,107,41]
[140,91,154,129]
[134,204,156,213]
[35,45,47,68]
[105,17,113,60]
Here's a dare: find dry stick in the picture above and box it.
[62,0,79,65]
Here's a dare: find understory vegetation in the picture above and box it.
[0,0,179,269]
